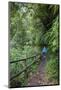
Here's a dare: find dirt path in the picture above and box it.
[27,58,48,86]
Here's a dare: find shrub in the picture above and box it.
[46,58,59,83]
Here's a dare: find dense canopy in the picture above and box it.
[9,2,59,87]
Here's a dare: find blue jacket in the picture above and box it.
[42,47,47,54]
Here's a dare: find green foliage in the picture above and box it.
[9,2,59,87]
[44,16,59,55]
[46,58,59,83]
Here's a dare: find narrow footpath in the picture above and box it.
[27,58,53,86]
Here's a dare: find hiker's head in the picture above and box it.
[43,46,46,48]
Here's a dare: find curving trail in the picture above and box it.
[27,58,51,86]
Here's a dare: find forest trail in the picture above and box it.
[27,58,48,86]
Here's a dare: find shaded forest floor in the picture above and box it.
[27,59,55,86]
